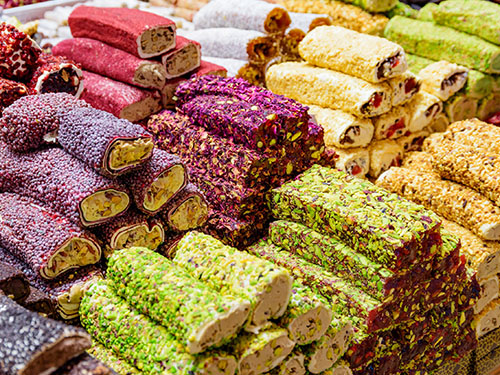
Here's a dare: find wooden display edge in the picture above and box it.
[2,0,85,22]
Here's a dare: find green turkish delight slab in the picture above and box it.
[385,1,418,19]
[406,54,434,75]
[171,231,293,330]
[107,247,251,354]
[80,280,238,375]
[433,0,500,46]
[417,3,437,21]
[268,165,441,270]
[384,16,500,73]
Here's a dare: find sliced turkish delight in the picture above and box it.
[162,36,201,79]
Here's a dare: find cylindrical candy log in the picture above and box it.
[68,6,176,58]
[405,92,443,133]
[372,105,409,140]
[52,38,167,90]
[0,293,91,375]
[58,107,154,178]
[0,77,28,115]
[122,148,187,214]
[445,118,500,156]
[428,113,450,133]
[172,231,293,330]
[81,280,239,375]
[266,62,392,118]
[477,93,500,121]
[443,93,478,122]
[418,61,468,101]
[288,12,332,33]
[368,139,403,178]
[161,36,201,79]
[475,299,500,338]
[321,360,353,375]
[199,57,264,86]
[0,192,101,279]
[268,352,305,375]
[384,16,500,74]
[27,53,84,97]
[193,0,291,34]
[279,29,306,62]
[465,70,495,99]
[331,146,370,178]
[80,71,162,123]
[475,275,499,314]
[0,259,30,301]
[416,2,436,21]
[0,22,41,80]
[307,105,374,149]
[432,0,500,46]
[87,341,140,375]
[406,53,434,75]
[230,324,295,375]
[0,147,130,227]
[180,28,278,64]
[194,60,228,77]
[53,353,117,375]
[279,281,332,345]
[21,286,55,318]
[395,130,429,153]
[387,71,421,107]
[299,26,407,83]
[401,151,435,174]
[0,92,90,152]
[376,167,500,240]
[386,1,419,18]
[161,183,209,232]
[107,247,250,354]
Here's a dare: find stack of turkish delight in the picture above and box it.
[265,24,450,179]
[0,92,208,320]
[145,74,329,247]
[376,118,500,373]
[247,164,479,375]
[0,22,83,115]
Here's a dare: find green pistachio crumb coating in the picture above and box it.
[87,341,140,375]
[417,3,437,21]
[267,351,305,375]
[107,247,251,354]
[385,1,418,19]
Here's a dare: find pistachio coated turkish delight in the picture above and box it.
[443,93,478,122]
[87,341,140,375]
[162,183,209,232]
[464,70,495,99]
[268,351,305,375]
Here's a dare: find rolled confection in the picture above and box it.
[428,113,450,133]
[280,29,306,61]
[0,193,102,279]
[331,146,370,178]
[372,105,410,140]
[0,146,130,227]
[180,28,278,64]
[193,0,291,34]
[307,105,374,148]
[387,71,421,106]
[268,352,306,375]
[477,93,500,121]
[87,341,140,375]
[475,275,499,314]
[0,77,28,115]
[52,38,167,90]
[443,93,478,122]
[0,22,41,80]
[81,71,162,123]
[80,279,239,375]
[405,53,434,75]
[0,93,90,152]
[401,151,435,173]
[266,62,393,118]
[386,1,419,18]
[474,299,500,338]
[288,12,332,33]
[107,247,251,353]
[0,259,30,301]
[444,118,500,154]
[418,61,469,101]
[322,360,353,375]
[384,16,500,74]
[465,70,495,99]
[68,6,176,58]
[21,286,55,318]
[299,26,407,83]
[172,231,293,330]
[52,353,117,375]
[405,91,443,133]
[368,139,403,178]
[203,56,248,77]
[0,293,91,375]
[395,130,429,153]
[161,36,201,79]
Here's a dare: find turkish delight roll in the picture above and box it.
[27,53,84,97]
[376,167,500,240]
[87,342,140,375]
[161,36,201,79]
[68,6,176,58]
[172,231,293,330]
[0,294,91,375]
[193,0,291,34]
[405,91,442,133]
[384,16,500,74]
[288,12,332,33]
[268,352,305,375]
[21,286,55,318]
[81,71,161,123]
[0,193,101,279]
[395,130,429,153]
[368,139,403,178]
[161,183,209,232]
[0,93,89,152]
[299,26,407,83]
[58,107,154,177]
[81,280,239,375]
[464,70,494,99]
[331,146,370,178]
[52,38,167,90]
[122,148,187,214]
[372,105,409,140]
[474,299,500,338]
[444,93,478,122]
[418,61,468,101]
[107,247,251,354]
[0,77,28,115]
[387,71,421,106]
[202,212,264,249]
[307,105,374,148]
[0,23,41,80]
[231,325,295,375]
[428,113,450,133]
[477,93,500,121]
[444,118,500,154]
[401,151,435,173]
[266,62,392,118]
[0,147,130,227]
[0,259,29,301]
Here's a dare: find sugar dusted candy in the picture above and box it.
[162,36,201,79]
[288,11,332,33]
[395,130,429,153]
[405,91,443,133]
[0,77,28,115]
[387,71,421,106]
[372,105,409,140]
[418,61,468,101]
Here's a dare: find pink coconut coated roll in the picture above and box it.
[161,36,201,79]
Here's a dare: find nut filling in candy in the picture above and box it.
[106,138,154,174]
[164,184,209,232]
[79,189,130,225]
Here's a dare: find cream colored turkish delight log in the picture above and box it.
[266,62,392,118]
[428,112,450,133]
[475,275,499,314]
[387,71,421,106]
[418,61,469,101]
[474,299,500,338]
[368,139,403,178]
[299,25,407,83]
[405,91,443,132]
[331,146,370,178]
[444,94,478,122]
[401,151,435,174]
[372,104,410,140]
[395,129,429,153]
[307,105,374,148]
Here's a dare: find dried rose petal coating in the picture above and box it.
[162,183,209,232]
[162,36,201,79]
[58,107,154,177]
[0,77,28,116]
[68,6,176,58]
